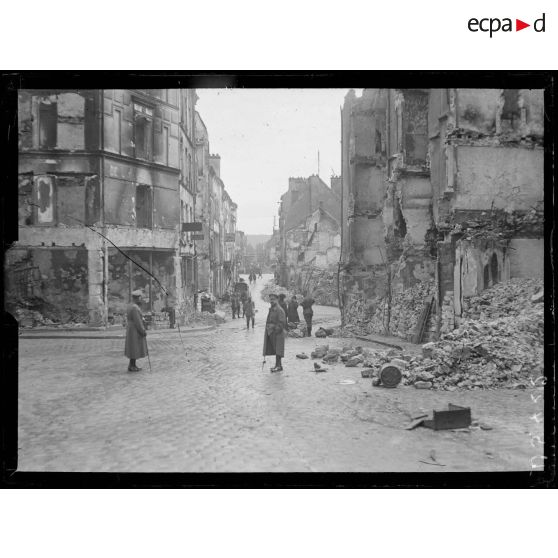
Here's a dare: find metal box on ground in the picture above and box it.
[423,404,471,430]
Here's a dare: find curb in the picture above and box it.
[19,324,217,340]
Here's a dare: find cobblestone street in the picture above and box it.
[18,277,544,473]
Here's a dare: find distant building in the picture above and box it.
[277,175,340,287]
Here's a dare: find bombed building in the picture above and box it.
[276,175,341,300]
[340,88,544,341]
[8,89,237,327]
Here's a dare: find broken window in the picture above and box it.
[500,89,521,131]
[136,184,153,229]
[114,108,122,154]
[148,89,168,102]
[133,103,153,160]
[162,124,169,166]
[39,98,57,149]
[33,175,55,224]
[375,129,383,155]
[403,91,429,165]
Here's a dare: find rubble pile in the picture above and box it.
[390,280,435,340]
[12,298,88,328]
[344,279,435,341]
[344,295,388,338]
[261,282,293,303]
[308,279,543,390]
[408,279,544,390]
[304,270,338,307]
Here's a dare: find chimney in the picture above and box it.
[209,154,221,177]
[330,175,342,198]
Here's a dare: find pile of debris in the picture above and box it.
[12,299,88,328]
[308,279,543,391]
[389,280,435,340]
[344,279,435,341]
[303,270,339,307]
[344,295,388,338]
[408,279,544,390]
[310,342,408,371]
[261,282,293,303]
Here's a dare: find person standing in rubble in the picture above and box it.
[125,290,148,372]
[244,295,255,329]
[263,293,286,372]
[301,292,315,337]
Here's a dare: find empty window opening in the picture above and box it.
[501,90,520,127]
[114,109,122,154]
[136,184,153,229]
[39,98,57,148]
[133,103,153,160]
[162,125,169,166]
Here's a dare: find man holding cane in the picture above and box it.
[125,289,148,372]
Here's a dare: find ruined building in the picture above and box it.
[9,89,236,326]
[277,175,341,301]
[340,88,544,341]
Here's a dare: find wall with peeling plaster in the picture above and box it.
[508,238,544,278]
[12,89,202,326]
[5,247,89,323]
[454,146,543,211]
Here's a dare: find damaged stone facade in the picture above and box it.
[193,113,239,298]
[276,176,341,303]
[9,89,237,326]
[340,88,544,342]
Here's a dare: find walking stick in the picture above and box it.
[146,336,152,373]
[261,357,266,372]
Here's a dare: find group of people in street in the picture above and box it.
[231,290,256,329]
[124,279,315,375]
[262,291,314,372]
[248,269,262,285]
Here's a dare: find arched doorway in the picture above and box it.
[490,253,499,286]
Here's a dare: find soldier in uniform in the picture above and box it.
[301,292,315,337]
[125,290,148,372]
[263,293,286,372]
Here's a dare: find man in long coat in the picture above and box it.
[244,296,255,329]
[301,292,315,337]
[231,292,240,319]
[125,290,148,372]
[263,293,286,372]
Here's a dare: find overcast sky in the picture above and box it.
[196,89,354,235]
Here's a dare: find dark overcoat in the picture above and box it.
[244,299,255,317]
[301,296,315,317]
[263,304,286,357]
[124,303,148,359]
[287,300,300,323]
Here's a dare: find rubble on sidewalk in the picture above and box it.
[305,278,543,391]
[409,279,544,390]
